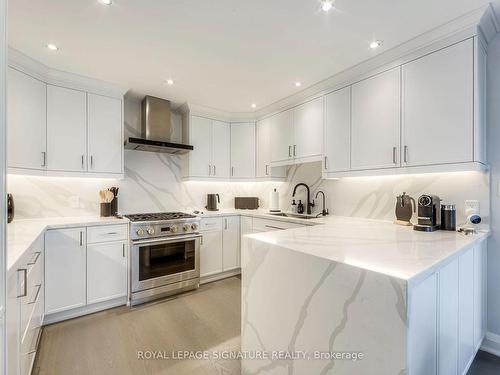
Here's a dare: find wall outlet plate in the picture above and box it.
[464,200,480,216]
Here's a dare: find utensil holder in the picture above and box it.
[110,197,118,216]
[100,203,112,217]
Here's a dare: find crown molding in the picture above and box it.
[8,47,127,98]
[479,2,500,44]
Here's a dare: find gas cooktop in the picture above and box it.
[124,212,197,222]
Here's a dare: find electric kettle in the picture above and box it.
[394,192,415,225]
[206,193,220,211]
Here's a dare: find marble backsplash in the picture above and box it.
[7,149,490,226]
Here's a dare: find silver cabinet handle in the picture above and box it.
[404,146,408,163]
[392,147,397,164]
[41,152,46,167]
[105,232,118,235]
[28,284,42,304]
[224,218,228,230]
[208,165,211,176]
[122,244,126,258]
[17,269,27,298]
[214,165,216,176]
[288,145,292,157]
[293,145,297,157]
[79,231,84,246]
[90,155,94,169]
[231,166,235,176]
[265,164,269,176]
[81,155,85,169]
[324,156,328,170]
[28,251,41,265]
[265,225,286,230]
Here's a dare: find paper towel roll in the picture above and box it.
[269,188,280,212]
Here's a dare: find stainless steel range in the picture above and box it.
[125,212,201,306]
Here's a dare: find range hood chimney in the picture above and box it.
[125,96,194,154]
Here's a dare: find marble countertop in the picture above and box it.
[194,208,324,225]
[246,215,489,282]
[7,216,129,271]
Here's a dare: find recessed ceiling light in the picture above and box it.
[98,0,113,5]
[46,43,59,51]
[251,103,257,109]
[166,79,174,85]
[295,82,302,87]
[321,0,334,12]
[370,40,383,49]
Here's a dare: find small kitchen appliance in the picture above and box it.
[124,212,201,306]
[234,197,259,210]
[7,194,14,223]
[413,194,441,232]
[441,204,456,231]
[205,193,220,211]
[394,192,415,226]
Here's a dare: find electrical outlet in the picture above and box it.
[464,200,480,216]
[68,196,80,209]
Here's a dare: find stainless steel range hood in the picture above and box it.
[125,96,193,154]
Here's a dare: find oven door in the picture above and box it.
[131,234,201,293]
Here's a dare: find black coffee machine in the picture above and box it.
[413,194,441,232]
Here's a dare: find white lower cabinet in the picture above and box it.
[7,235,44,375]
[87,241,128,304]
[223,216,240,271]
[200,219,223,277]
[45,227,86,314]
[408,242,486,375]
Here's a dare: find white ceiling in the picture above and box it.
[8,0,490,113]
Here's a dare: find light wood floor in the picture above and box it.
[33,277,241,375]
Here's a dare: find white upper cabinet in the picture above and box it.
[188,116,212,177]
[47,85,87,172]
[270,109,294,163]
[293,97,323,161]
[87,94,123,174]
[212,120,231,178]
[256,118,285,178]
[351,67,401,170]
[231,122,255,178]
[324,87,351,173]
[402,39,474,166]
[7,68,47,170]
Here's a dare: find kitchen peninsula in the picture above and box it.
[241,217,488,375]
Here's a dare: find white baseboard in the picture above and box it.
[43,296,127,325]
[201,269,241,284]
[480,332,500,357]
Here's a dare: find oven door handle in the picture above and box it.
[132,234,202,246]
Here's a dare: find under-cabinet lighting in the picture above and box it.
[295,82,302,87]
[370,40,383,49]
[251,103,257,109]
[98,0,113,5]
[166,79,174,85]
[321,0,334,12]
[46,43,59,51]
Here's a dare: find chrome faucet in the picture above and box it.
[315,191,329,216]
[292,183,315,215]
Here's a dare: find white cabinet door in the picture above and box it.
[47,85,87,172]
[324,87,351,172]
[231,122,255,178]
[458,248,474,375]
[6,266,21,375]
[438,258,459,375]
[189,116,212,177]
[45,228,86,314]
[351,68,401,170]
[270,109,294,163]
[200,229,223,277]
[256,119,285,178]
[7,68,47,170]
[87,241,127,304]
[222,216,240,270]
[402,39,473,166]
[408,273,437,375]
[293,97,323,161]
[211,120,230,178]
[88,94,123,173]
[473,242,486,349]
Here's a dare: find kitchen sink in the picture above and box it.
[268,213,316,220]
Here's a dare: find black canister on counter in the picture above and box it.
[441,204,456,231]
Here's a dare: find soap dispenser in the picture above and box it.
[297,200,304,214]
[291,199,297,214]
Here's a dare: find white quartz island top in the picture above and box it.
[7,216,129,271]
[246,215,488,282]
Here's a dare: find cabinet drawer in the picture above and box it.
[87,224,128,244]
[253,218,304,232]
[200,217,223,232]
[21,296,43,356]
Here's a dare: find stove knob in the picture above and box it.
[191,223,198,231]
[136,228,145,236]
[183,224,191,232]
[146,227,155,235]
[170,225,178,233]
